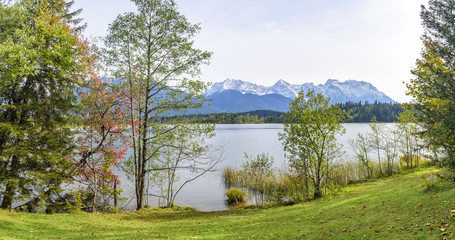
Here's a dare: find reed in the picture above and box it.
[222,153,432,207]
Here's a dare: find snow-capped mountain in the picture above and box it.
[205,79,267,96]
[205,79,395,104]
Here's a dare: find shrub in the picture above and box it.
[226,188,246,204]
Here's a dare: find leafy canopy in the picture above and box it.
[407,0,455,168]
[279,89,347,199]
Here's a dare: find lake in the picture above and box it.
[119,123,375,211]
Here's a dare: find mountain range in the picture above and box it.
[202,79,395,113]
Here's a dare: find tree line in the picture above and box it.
[157,102,404,124]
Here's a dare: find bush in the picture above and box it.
[226,188,246,204]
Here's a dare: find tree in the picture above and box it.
[396,110,421,169]
[152,122,219,208]
[380,124,399,176]
[0,0,94,210]
[279,90,347,199]
[71,76,129,211]
[349,133,373,179]
[103,0,212,210]
[367,117,384,176]
[240,153,274,205]
[407,0,455,168]
[63,0,87,33]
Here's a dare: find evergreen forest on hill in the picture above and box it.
[157,102,405,124]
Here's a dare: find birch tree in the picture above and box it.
[103,0,212,210]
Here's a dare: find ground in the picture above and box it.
[0,167,454,239]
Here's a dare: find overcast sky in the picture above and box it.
[73,0,427,103]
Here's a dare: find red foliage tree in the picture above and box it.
[71,76,129,211]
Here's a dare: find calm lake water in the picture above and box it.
[119,123,375,211]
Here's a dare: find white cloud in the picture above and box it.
[74,0,427,102]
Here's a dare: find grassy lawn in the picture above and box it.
[0,167,454,239]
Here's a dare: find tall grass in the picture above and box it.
[222,155,431,207]
[223,165,310,206]
[330,157,431,185]
[222,166,237,188]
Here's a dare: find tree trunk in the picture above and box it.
[114,181,117,208]
[136,90,149,210]
[92,172,97,212]
[313,184,322,199]
[1,156,19,210]
[1,180,16,210]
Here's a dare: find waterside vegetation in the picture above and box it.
[1,168,454,239]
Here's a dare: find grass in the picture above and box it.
[1,167,454,239]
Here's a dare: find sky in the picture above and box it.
[73,0,428,103]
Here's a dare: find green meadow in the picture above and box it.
[1,167,453,239]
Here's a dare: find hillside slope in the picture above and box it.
[0,168,453,239]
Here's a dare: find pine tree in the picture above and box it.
[0,0,94,210]
[407,0,455,168]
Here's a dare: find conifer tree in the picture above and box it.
[407,0,455,168]
[0,0,94,210]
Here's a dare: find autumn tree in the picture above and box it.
[104,0,212,210]
[279,90,347,199]
[407,0,455,168]
[71,76,129,211]
[0,0,94,210]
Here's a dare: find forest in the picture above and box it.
[157,102,405,124]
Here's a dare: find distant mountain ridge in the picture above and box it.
[200,79,395,113]
[205,79,394,103]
